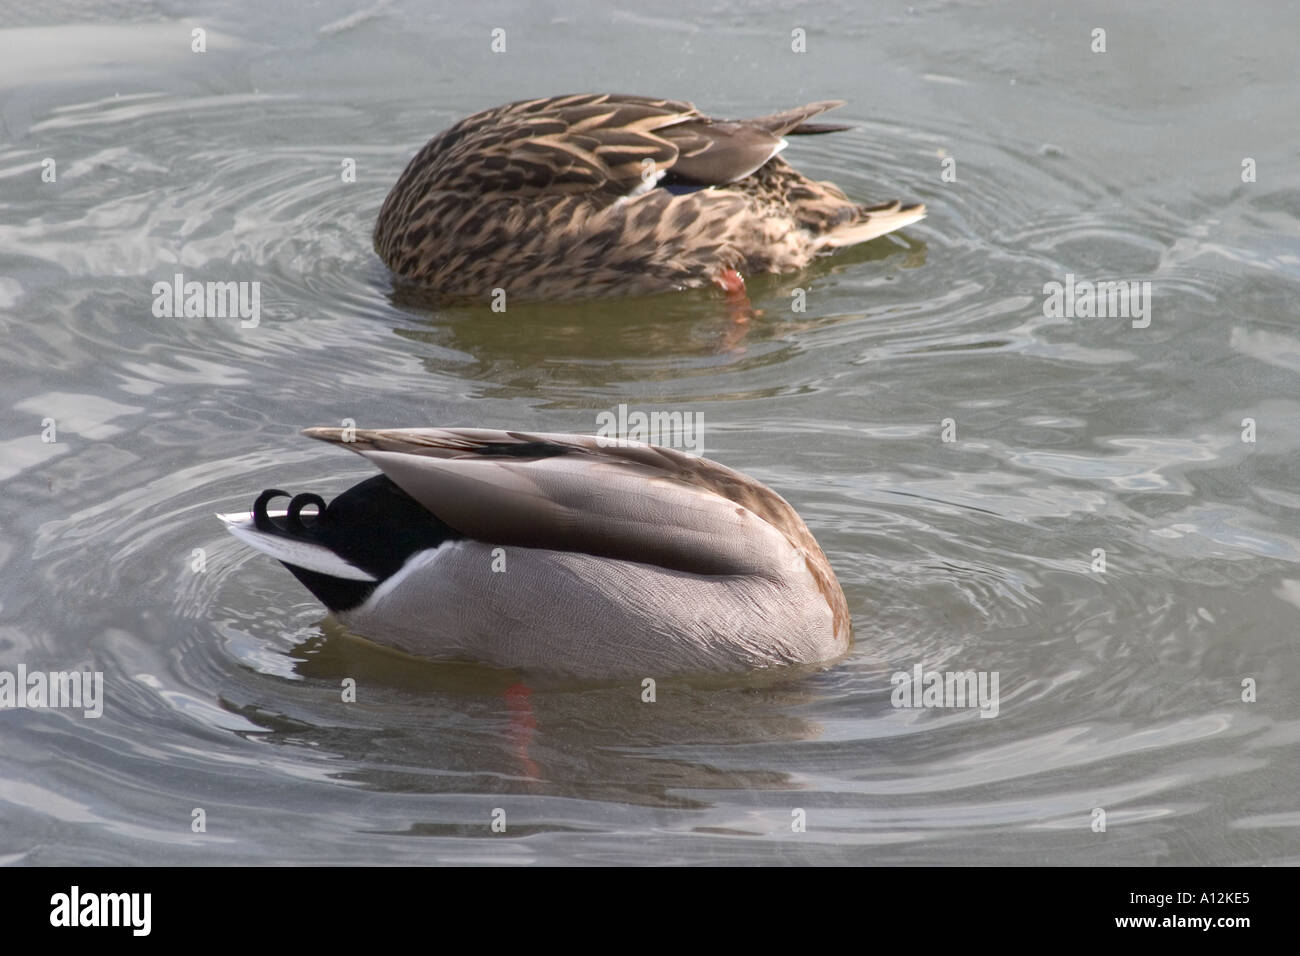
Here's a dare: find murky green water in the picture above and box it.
[1,0,1298,864]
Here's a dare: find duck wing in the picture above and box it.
[666,99,848,185]
[397,94,696,201]
[394,94,854,202]
[300,426,802,578]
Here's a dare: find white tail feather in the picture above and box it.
[815,202,926,250]
[218,513,377,582]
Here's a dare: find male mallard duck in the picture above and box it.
[220,427,851,678]
[374,93,925,299]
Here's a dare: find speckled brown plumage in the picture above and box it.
[373,93,925,300]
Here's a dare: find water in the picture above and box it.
[1,0,1298,865]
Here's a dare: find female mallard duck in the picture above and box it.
[221,427,851,678]
[374,93,924,299]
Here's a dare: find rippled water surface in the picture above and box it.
[2,0,1298,865]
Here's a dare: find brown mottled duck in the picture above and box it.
[373,93,925,300]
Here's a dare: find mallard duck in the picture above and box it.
[374,93,925,300]
[220,427,851,678]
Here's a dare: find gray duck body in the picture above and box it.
[222,427,852,679]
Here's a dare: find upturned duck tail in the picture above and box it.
[814,200,927,250]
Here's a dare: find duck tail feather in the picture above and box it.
[814,201,926,249]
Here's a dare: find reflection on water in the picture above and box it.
[1,0,1299,864]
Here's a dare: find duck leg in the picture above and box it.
[712,268,757,352]
[714,267,758,322]
[503,681,540,780]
